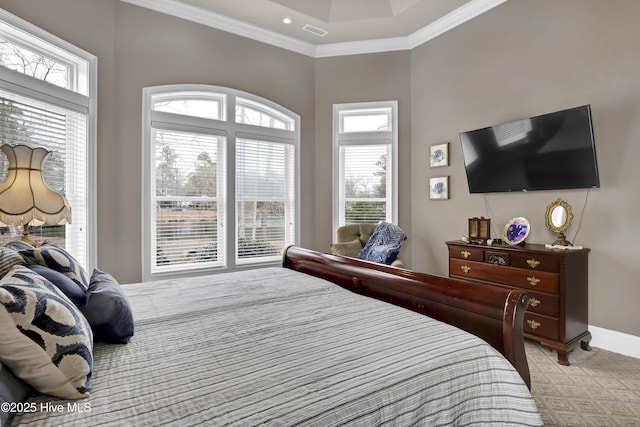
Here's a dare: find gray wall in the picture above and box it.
[2,0,639,337]
[410,0,640,336]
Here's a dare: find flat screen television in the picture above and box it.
[459,105,600,193]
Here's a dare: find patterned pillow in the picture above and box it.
[0,266,93,399]
[5,240,34,252]
[19,243,88,291]
[0,246,26,278]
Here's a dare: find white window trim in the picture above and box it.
[142,84,300,281]
[0,9,97,273]
[332,100,398,239]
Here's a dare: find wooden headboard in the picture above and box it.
[282,245,531,389]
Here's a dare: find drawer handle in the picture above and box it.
[527,258,541,269]
[460,265,471,274]
[529,297,540,307]
[488,253,506,265]
[527,276,540,286]
[527,319,541,330]
[461,250,471,259]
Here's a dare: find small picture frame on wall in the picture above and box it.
[429,176,449,200]
[430,142,449,168]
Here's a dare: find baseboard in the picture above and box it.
[590,325,640,359]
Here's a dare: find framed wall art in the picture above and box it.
[429,176,449,200]
[429,142,449,168]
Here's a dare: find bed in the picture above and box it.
[2,245,542,426]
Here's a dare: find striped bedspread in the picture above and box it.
[9,267,543,426]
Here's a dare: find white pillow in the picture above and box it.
[0,266,93,399]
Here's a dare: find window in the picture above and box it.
[0,10,96,271]
[333,101,398,234]
[143,85,299,280]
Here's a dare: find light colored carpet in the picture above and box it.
[526,340,640,426]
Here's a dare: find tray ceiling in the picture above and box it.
[121,0,509,57]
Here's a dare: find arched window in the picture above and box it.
[0,10,96,271]
[142,85,299,280]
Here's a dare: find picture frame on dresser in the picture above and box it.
[446,240,592,365]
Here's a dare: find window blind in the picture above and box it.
[151,128,225,272]
[0,91,87,267]
[236,138,294,263]
[340,144,390,224]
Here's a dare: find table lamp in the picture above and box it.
[0,144,71,245]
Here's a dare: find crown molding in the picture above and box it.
[408,0,510,48]
[315,37,412,58]
[120,0,510,58]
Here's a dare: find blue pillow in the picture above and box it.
[85,269,134,344]
[357,222,406,265]
[27,264,86,311]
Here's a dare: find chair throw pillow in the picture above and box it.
[85,269,134,344]
[0,266,93,399]
[357,222,406,265]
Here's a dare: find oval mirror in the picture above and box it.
[545,198,573,246]
[551,205,567,228]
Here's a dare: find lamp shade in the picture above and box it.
[0,144,71,226]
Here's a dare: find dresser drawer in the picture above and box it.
[450,258,559,294]
[510,269,559,294]
[449,258,487,279]
[511,253,559,272]
[448,245,484,261]
[524,313,558,340]
[484,250,510,266]
[526,290,559,318]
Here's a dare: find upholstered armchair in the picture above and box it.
[329,223,405,268]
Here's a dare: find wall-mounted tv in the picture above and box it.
[459,105,600,193]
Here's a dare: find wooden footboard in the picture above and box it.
[282,246,531,389]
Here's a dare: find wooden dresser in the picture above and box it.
[446,240,591,365]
